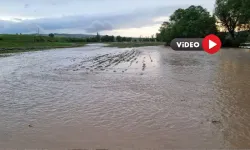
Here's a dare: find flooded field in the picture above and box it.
[1,44,250,149]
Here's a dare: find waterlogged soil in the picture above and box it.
[1,44,250,149]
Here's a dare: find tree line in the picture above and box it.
[47,33,156,43]
[86,34,156,42]
[157,0,250,47]
[84,34,134,42]
[78,34,157,43]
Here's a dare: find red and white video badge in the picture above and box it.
[202,34,222,54]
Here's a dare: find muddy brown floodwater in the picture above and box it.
[1,44,250,149]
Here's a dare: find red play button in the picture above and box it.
[202,34,222,54]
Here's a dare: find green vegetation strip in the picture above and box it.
[0,34,86,54]
[0,43,86,54]
[105,42,165,48]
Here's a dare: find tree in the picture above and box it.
[128,37,133,42]
[239,0,250,31]
[156,33,161,41]
[96,32,101,42]
[158,5,217,44]
[215,0,250,39]
[110,35,115,42]
[101,35,115,42]
[121,37,127,42]
[48,33,54,38]
[125,37,132,42]
[116,36,122,42]
[151,35,155,42]
[157,22,172,42]
[139,36,143,42]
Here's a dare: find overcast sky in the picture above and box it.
[0,0,215,37]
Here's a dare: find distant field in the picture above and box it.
[105,42,165,48]
[0,34,165,54]
[0,34,86,54]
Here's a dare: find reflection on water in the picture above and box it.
[0,45,250,149]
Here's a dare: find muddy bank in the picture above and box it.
[1,44,250,149]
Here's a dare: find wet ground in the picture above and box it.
[1,44,250,149]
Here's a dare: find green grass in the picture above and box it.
[105,42,165,48]
[0,43,86,54]
[0,34,86,54]
[0,34,165,54]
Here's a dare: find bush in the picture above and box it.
[47,39,53,42]
[49,33,54,38]
[34,36,46,42]
[247,35,250,41]
[217,31,249,47]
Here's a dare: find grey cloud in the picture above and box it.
[24,4,29,8]
[86,20,113,33]
[0,0,215,23]
[0,20,6,29]
[0,1,215,35]
[0,5,181,34]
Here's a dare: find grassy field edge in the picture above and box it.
[0,43,87,54]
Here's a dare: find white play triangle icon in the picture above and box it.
[209,40,217,49]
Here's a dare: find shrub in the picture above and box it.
[49,33,55,38]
